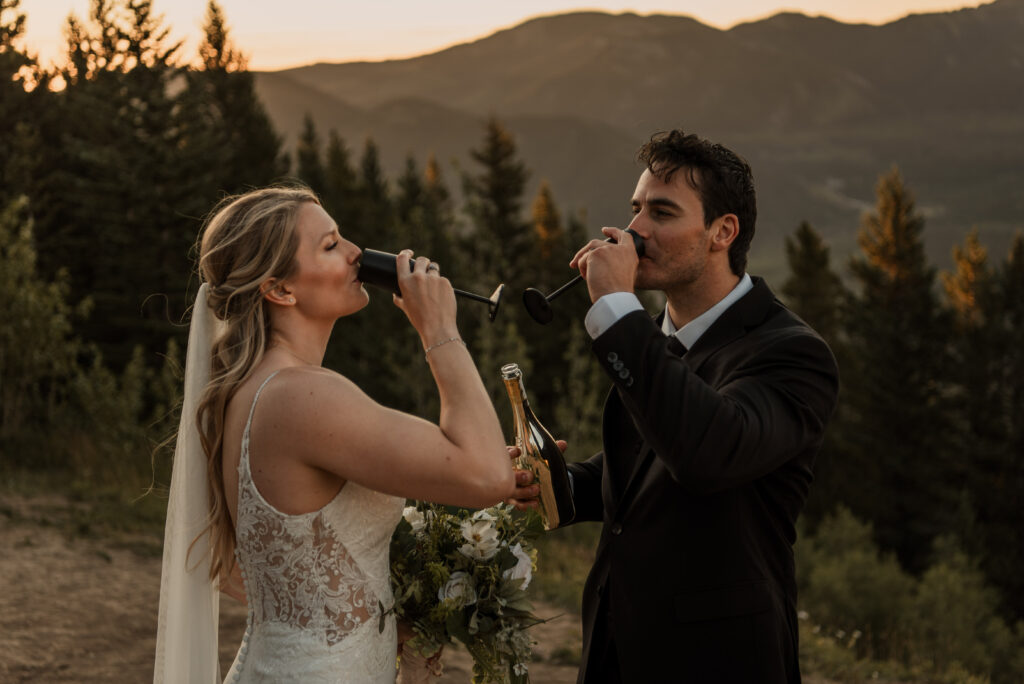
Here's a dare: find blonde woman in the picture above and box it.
[154,186,517,683]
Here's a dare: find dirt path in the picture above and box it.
[0,494,580,683]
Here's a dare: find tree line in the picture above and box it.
[2,1,1022,679]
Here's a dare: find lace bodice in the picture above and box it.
[224,371,405,683]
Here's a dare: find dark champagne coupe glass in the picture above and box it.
[357,249,505,322]
[522,229,645,324]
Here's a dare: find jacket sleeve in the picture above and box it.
[567,452,605,523]
[592,309,839,495]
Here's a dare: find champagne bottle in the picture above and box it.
[501,363,575,530]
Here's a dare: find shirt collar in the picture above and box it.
[662,273,753,349]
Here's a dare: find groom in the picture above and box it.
[512,129,839,683]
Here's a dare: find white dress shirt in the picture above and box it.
[584,273,753,349]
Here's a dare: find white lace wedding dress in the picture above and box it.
[223,373,405,683]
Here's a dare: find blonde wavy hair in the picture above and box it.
[192,184,319,582]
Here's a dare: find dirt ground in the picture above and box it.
[0,493,580,683]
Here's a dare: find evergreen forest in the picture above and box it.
[1,1,1022,681]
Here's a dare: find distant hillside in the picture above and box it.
[254,0,1024,279]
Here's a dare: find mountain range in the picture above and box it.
[253,0,1024,279]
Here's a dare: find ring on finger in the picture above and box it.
[427,262,440,272]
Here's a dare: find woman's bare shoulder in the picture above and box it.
[247,365,390,476]
[255,365,368,414]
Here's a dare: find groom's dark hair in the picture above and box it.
[638,129,756,275]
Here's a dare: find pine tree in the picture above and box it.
[418,155,463,297]
[449,120,534,408]
[395,156,424,231]
[182,1,286,197]
[0,0,57,225]
[355,138,392,250]
[393,154,459,273]
[295,113,327,196]
[420,153,481,340]
[943,230,992,327]
[0,0,32,206]
[552,321,607,460]
[461,117,531,289]
[952,232,1024,620]
[321,130,360,240]
[844,166,955,572]
[32,0,199,369]
[372,155,458,419]
[781,220,848,527]
[532,182,565,261]
[537,208,608,456]
[421,156,463,281]
[997,232,1024,459]
[941,229,999,454]
[0,0,27,72]
[782,221,845,344]
[522,181,575,413]
[459,117,548,401]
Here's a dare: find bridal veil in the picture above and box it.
[154,283,223,683]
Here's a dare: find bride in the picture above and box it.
[154,185,518,683]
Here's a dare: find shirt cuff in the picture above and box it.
[584,292,644,339]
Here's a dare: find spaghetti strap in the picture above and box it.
[241,369,282,457]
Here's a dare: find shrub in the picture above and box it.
[798,506,915,660]
[798,509,1024,683]
[911,536,1015,681]
[0,196,86,461]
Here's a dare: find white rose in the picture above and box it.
[502,542,533,590]
[459,518,501,561]
[438,571,477,605]
[402,506,426,533]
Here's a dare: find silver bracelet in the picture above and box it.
[423,336,466,359]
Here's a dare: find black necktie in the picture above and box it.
[667,335,687,356]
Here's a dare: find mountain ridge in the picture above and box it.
[253,1,1024,279]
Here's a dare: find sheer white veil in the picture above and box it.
[154,283,225,683]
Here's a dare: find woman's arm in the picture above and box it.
[255,252,513,508]
[262,354,511,509]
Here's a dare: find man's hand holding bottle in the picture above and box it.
[504,440,568,512]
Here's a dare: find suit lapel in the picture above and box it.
[607,278,778,518]
[683,277,776,375]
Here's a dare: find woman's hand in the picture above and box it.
[391,250,459,346]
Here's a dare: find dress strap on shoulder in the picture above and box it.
[243,369,284,449]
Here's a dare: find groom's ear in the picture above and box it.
[709,214,739,252]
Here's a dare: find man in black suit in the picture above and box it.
[510,129,839,683]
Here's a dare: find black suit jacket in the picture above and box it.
[568,277,839,683]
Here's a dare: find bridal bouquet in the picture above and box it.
[389,502,545,683]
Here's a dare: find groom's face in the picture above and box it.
[626,168,715,292]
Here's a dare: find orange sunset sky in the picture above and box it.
[22,0,989,71]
